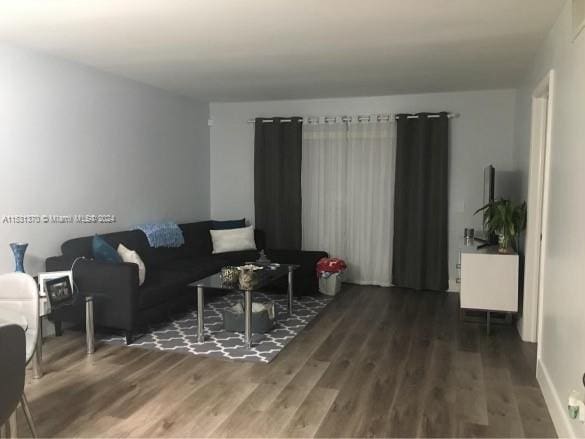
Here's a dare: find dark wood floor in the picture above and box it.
[17,285,556,438]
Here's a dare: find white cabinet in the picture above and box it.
[459,242,519,313]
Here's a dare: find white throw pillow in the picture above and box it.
[117,244,146,285]
[210,225,257,254]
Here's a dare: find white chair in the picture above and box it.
[0,273,39,438]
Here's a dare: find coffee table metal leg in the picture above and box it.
[288,266,294,316]
[197,286,205,343]
[245,290,252,349]
[85,296,95,354]
[32,319,43,379]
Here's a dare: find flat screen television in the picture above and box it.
[483,165,495,206]
[478,165,496,246]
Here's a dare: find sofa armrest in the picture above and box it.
[53,259,140,332]
[73,259,138,294]
[46,255,78,272]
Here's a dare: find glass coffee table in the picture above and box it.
[189,264,299,349]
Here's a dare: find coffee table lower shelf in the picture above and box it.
[191,264,298,349]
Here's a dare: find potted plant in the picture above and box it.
[474,198,527,252]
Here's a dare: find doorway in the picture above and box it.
[519,70,554,353]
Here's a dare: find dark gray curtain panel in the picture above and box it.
[254,117,302,250]
[392,112,449,291]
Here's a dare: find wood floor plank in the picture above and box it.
[337,291,410,437]
[499,328,540,387]
[458,322,481,353]
[209,383,288,437]
[114,359,255,437]
[236,359,331,438]
[454,350,488,426]
[313,290,392,391]
[481,366,526,437]
[514,385,557,438]
[314,299,396,436]
[416,339,457,438]
[385,292,439,438]
[22,287,556,438]
[279,386,339,438]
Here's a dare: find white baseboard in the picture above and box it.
[537,358,575,438]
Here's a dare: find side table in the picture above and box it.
[33,293,96,379]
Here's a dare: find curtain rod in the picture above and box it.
[247,113,459,123]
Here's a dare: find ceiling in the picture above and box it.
[0,0,565,102]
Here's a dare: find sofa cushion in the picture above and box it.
[180,221,213,258]
[159,256,227,279]
[142,246,187,270]
[219,250,260,266]
[92,235,122,263]
[211,218,246,230]
[117,244,146,285]
[211,226,256,254]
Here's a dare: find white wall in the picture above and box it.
[0,45,210,274]
[514,2,585,437]
[210,89,518,287]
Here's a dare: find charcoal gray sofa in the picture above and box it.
[45,221,327,343]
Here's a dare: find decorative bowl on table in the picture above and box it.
[220,266,240,286]
[238,265,264,290]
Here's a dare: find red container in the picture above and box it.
[316,257,347,275]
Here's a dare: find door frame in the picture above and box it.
[519,70,554,349]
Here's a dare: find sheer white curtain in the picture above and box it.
[302,120,396,286]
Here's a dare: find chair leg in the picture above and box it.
[125,331,133,345]
[20,393,38,438]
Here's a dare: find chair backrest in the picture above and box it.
[0,323,26,425]
[0,273,39,356]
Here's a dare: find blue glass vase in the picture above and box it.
[9,242,28,273]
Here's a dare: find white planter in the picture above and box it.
[319,271,344,296]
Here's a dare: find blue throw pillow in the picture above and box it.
[211,218,246,230]
[92,235,122,263]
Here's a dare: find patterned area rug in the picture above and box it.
[98,292,332,363]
